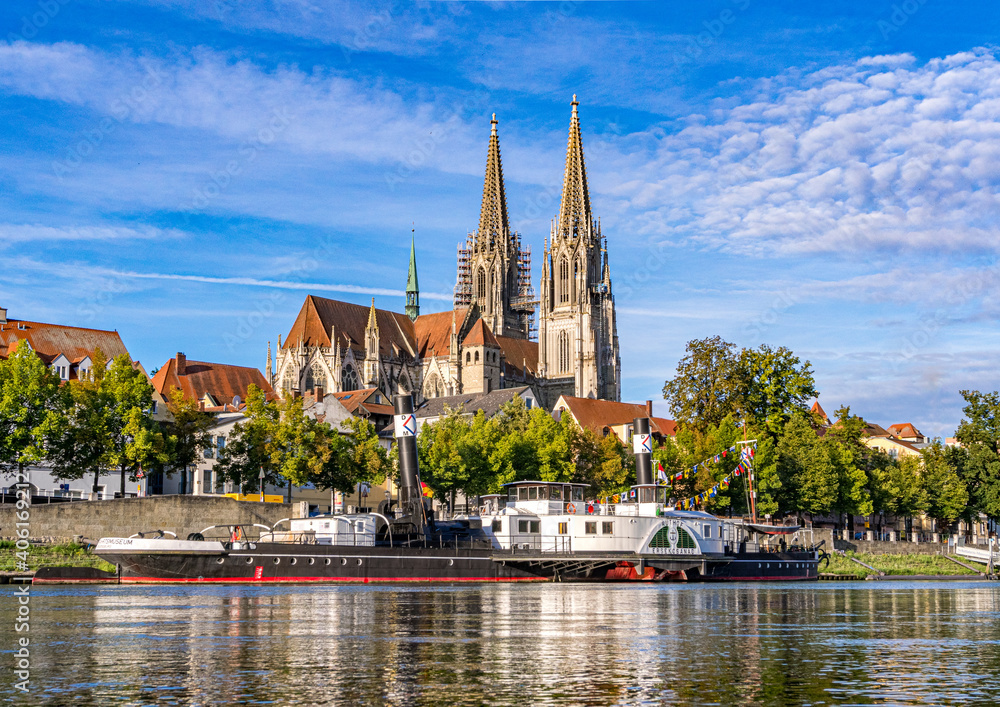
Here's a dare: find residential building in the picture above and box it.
[553,396,676,444]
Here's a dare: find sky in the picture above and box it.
[2,0,1000,439]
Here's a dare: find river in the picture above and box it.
[2,581,999,705]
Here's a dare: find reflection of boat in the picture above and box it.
[88,395,547,584]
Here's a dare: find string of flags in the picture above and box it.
[652,443,757,510]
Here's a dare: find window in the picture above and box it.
[491,519,502,532]
[151,401,157,414]
[558,522,568,534]
[558,331,570,373]
[585,522,597,535]
[476,267,487,301]
[530,521,539,533]
[518,520,540,534]
[341,365,358,391]
[528,487,537,500]
[550,486,562,501]
[602,522,614,535]
[572,488,584,502]
[466,352,471,363]
[518,487,529,501]
[217,436,225,453]
[475,351,479,363]
[703,524,712,538]
[559,257,569,303]
[204,446,214,459]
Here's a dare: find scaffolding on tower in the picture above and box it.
[453,237,473,308]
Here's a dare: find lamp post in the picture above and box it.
[258,468,265,503]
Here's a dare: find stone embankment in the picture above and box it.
[0,495,305,544]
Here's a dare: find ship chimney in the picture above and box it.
[633,417,653,486]
[175,352,186,375]
[393,393,424,533]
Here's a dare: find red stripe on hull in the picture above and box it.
[120,575,548,584]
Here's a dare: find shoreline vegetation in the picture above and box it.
[823,551,980,579]
[0,540,116,574]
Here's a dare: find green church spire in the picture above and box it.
[405,228,420,321]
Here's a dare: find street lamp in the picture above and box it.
[258,468,265,503]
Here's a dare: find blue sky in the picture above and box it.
[3,1,1000,438]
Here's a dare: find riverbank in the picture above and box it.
[823,551,981,579]
[0,540,115,574]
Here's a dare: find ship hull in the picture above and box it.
[97,542,546,584]
[698,551,820,581]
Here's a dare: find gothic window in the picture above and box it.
[559,257,569,304]
[477,267,487,301]
[575,258,581,302]
[475,351,480,364]
[558,331,570,373]
[305,362,326,391]
[398,373,411,394]
[424,373,441,398]
[466,351,471,363]
[282,369,296,391]
[341,365,358,391]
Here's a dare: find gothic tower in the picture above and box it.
[538,96,621,404]
[454,114,535,339]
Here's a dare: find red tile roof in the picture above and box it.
[332,388,393,417]
[0,319,129,377]
[557,396,677,439]
[495,335,538,378]
[887,423,923,439]
[151,353,275,407]
[284,295,418,360]
[414,309,471,359]
[462,318,499,348]
[811,401,830,425]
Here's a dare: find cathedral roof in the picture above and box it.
[284,295,417,360]
[555,95,593,240]
[476,114,510,248]
[151,352,275,408]
[413,308,470,358]
[495,334,538,377]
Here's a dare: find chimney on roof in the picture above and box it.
[176,352,186,375]
[646,400,652,417]
[315,385,324,401]
[0,306,6,324]
[198,400,205,412]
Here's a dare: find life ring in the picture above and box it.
[566,503,576,514]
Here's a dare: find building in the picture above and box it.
[553,396,676,444]
[536,97,621,405]
[383,385,539,437]
[886,423,929,446]
[270,98,621,409]
[151,352,276,412]
[0,307,141,499]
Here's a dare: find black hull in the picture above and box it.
[698,551,820,581]
[99,542,546,584]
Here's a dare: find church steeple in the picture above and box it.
[405,228,420,321]
[555,94,593,241]
[477,113,510,249]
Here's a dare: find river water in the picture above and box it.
[2,581,999,705]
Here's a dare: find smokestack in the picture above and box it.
[393,393,424,531]
[176,352,186,375]
[633,417,653,486]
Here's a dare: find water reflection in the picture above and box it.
[1,582,999,705]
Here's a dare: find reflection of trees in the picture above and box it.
[10,583,1000,704]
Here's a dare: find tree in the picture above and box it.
[0,340,62,479]
[662,337,816,437]
[775,413,837,519]
[883,455,926,525]
[418,407,474,502]
[214,385,281,495]
[662,336,740,432]
[573,428,634,500]
[101,354,157,496]
[161,387,215,493]
[920,443,969,530]
[954,389,1000,521]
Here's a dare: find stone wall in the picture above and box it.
[813,528,951,556]
[0,496,305,544]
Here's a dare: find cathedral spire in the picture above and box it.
[405,228,420,321]
[367,297,378,330]
[266,340,272,384]
[556,94,592,240]
[477,113,510,248]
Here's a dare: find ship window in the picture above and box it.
[704,524,711,538]
[530,521,540,533]
[558,522,568,534]
[492,519,502,532]
[245,557,254,564]
[550,486,562,500]
[585,522,597,535]
[273,557,280,564]
[518,487,529,501]
[290,558,297,565]
[677,528,696,549]
[602,522,614,535]
[518,520,529,533]
[641,488,654,503]
[528,487,537,500]
[355,522,365,533]
[572,488,584,502]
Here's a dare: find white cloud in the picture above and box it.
[0,223,175,246]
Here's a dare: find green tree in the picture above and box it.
[101,354,157,496]
[775,412,837,520]
[161,387,215,493]
[737,345,818,437]
[883,455,926,523]
[0,340,62,479]
[920,443,969,530]
[662,336,740,432]
[214,385,281,495]
[418,407,474,502]
[954,389,1000,521]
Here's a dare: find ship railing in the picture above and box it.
[503,535,573,553]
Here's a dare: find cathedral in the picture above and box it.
[268,97,621,409]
